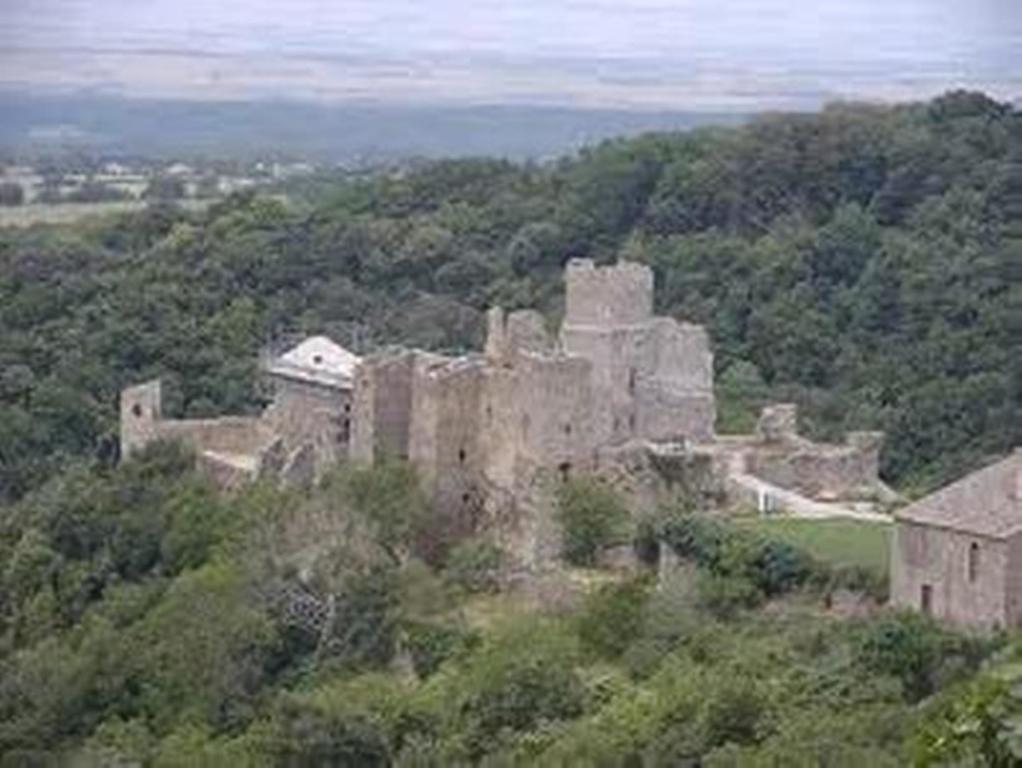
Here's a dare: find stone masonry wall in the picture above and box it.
[409,357,487,532]
[264,375,351,468]
[120,379,272,460]
[564,258,653,326]
[892,521,1010,629]
[350,350,418,463]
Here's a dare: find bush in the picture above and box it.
[403,620,479,678]
[444,538,503,594]
[576,576,651,659]
[447,621,585,758]
[556,479,629,567]
[659,512,814,604]
[855,612,991,703]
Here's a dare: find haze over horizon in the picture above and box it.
[2,0,1019,111]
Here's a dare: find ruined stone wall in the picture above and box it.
[485,307,552,364]
[561,322,715,447]
[120,380,164,459]
[120,379,272,460]
[637,320,715,443]
[511,351,595,473]
[349,351,418,463]
[891,522,1010,629]
[743,404,883,500]
[263,375,351,468]
[409,357,487,529]
[564,258,653,326]
[561,260,717,448]
[155,416,272,457]
[1006,534,1022,626]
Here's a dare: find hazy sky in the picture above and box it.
[1,0,1019,109]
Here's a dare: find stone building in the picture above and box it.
[121,336,360,487]
[891,450,1022,629]
[122,258,890,570]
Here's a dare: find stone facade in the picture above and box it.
[560,259,715,447]
[891,451,1022,629]
[121,337,361,488]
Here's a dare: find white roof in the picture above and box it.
[267,336,360,389]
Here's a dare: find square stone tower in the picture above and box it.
[560,259,715,446]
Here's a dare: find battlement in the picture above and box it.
[563,259,654,327]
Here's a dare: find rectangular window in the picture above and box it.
[921,584,932,615]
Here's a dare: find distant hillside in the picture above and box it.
[0,91,745,162]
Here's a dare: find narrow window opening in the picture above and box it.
[563,423,572,436]
[628,368,637,395]
[461,492,470,505]
[968,542,980,583]
[920,584,932,615]
[344,403,351,413]
[313,354,323,365]
[558,462,572,483]
[458,448,466,464]
[131,403,143,418]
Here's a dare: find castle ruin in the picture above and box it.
[121,259,888,570]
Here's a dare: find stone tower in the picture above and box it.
[120,380,163,460]
[560,259,715,446]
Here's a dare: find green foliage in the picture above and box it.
[659,511,815,604]
[914,655,1022,767]
[443,537,504,594]
[403,620,479,679]
[855,612,992,703]
[331,461,429,563]
[576,576,651,659]
[556,478,630,567]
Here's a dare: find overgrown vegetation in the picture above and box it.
[0,449,1007,764]
[1,91,1019,503]
[556,478,631,566]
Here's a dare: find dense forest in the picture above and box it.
[0,90,1020,764]
[1,90,1018,505]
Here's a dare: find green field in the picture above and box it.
[0,199,213,228]
[737,516,892,577]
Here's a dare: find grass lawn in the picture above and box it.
[737,516,892,578]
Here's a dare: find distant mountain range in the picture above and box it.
[0,91,748,162]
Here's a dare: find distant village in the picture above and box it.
[0,156,318,208]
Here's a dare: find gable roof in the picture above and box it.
[896,451,1022,538]
[266,336,361,389]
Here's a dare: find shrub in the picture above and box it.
[576,576,651,659]
[854,612,986,703]
[403,620,479,678]
[448,621,585,758]
[696,573,762,619]
[444,538,503,594]
[556,479,629,567]
[659,512,814,604]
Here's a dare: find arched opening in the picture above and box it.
[131,403,143,418]
[968,542,980,583]
[558,462,572,483]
